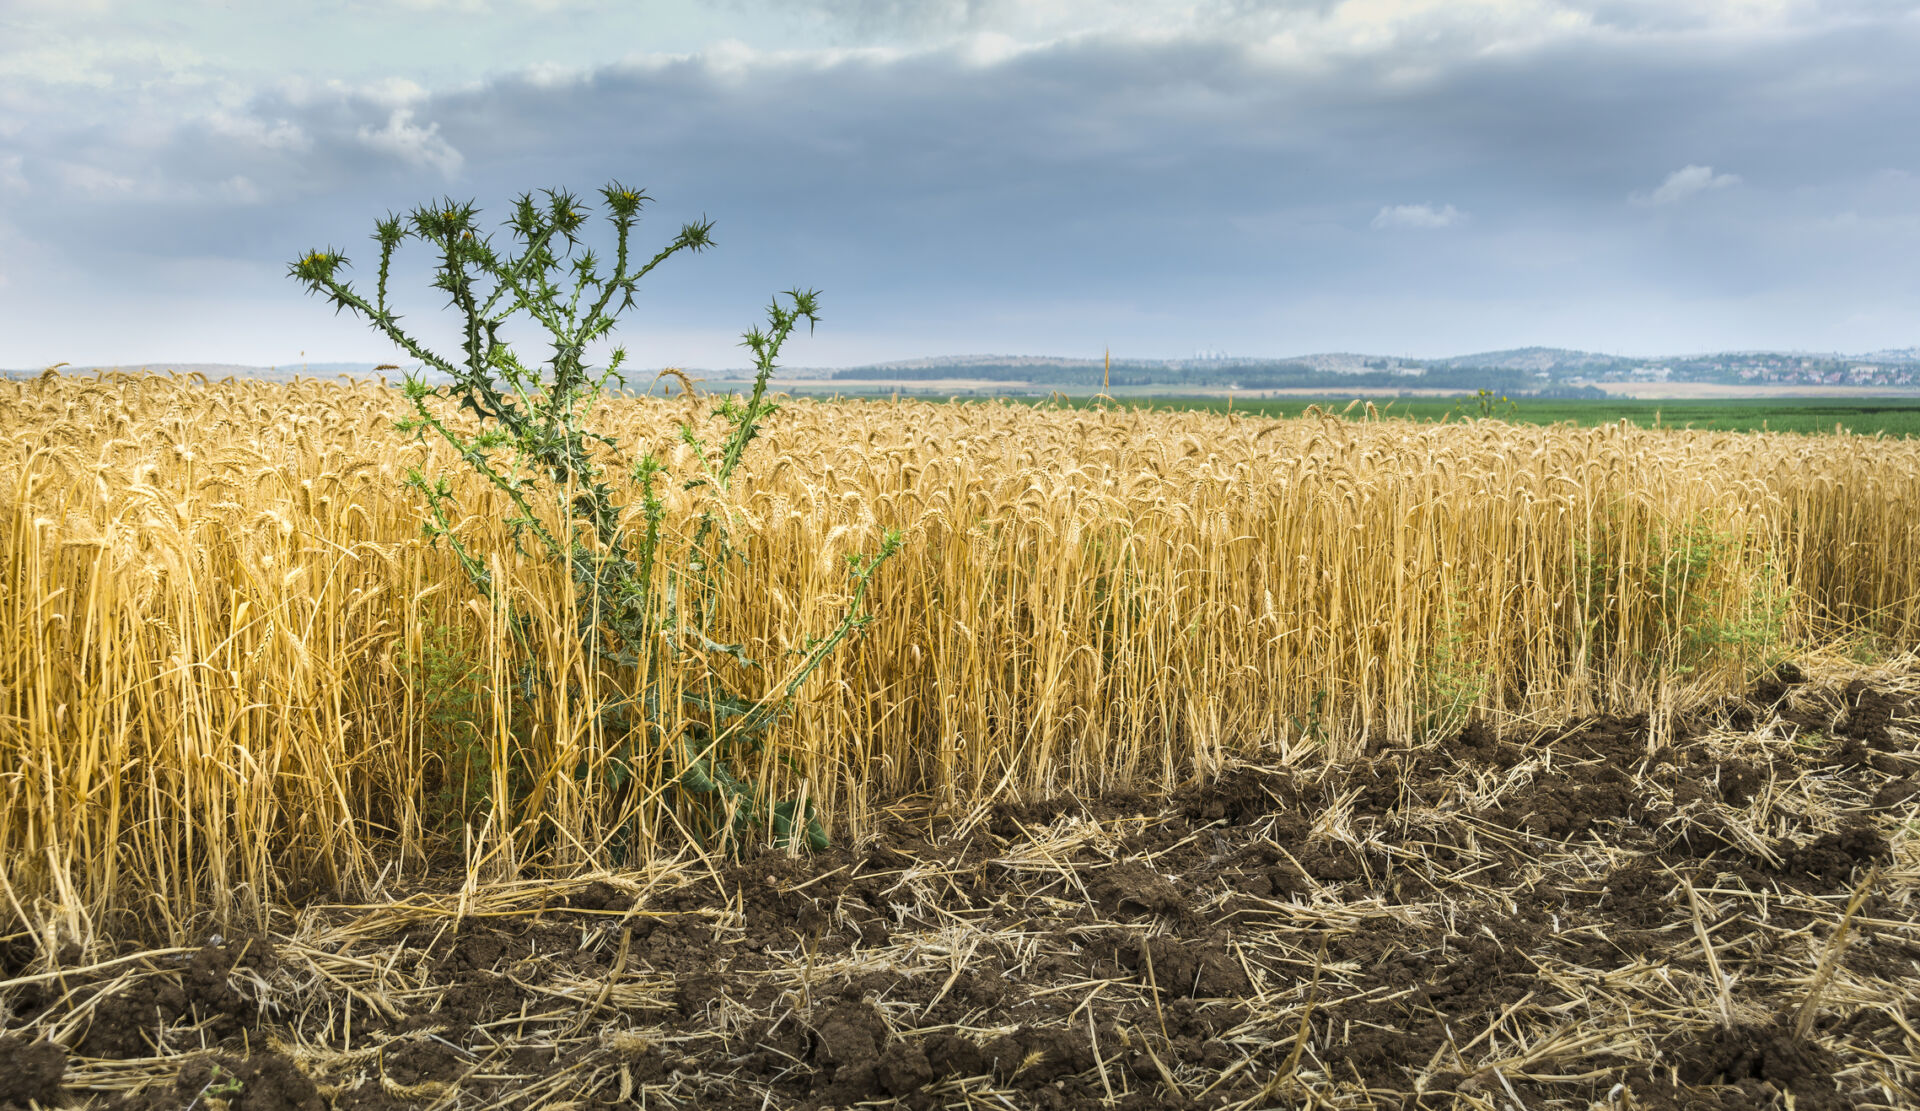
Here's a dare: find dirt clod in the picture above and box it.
[1676,1022,1845,1110]
[1124,936,1252,999]
[0,1034,65,1106]
[1093,861,1185,915]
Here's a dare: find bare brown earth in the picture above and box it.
[4,664,1918,1110]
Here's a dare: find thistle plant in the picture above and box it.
[291,183,899,855]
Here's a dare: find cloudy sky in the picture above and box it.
[2,0,1917,370]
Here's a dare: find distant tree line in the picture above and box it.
[833,361,1546,393]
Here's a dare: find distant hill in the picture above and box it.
[1421,347,1641,373]
[825,348,1626,376]
[822,347,1920,392]
[9,346,1919,393]
[1,361,396,382]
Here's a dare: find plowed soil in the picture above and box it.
[5,664,1919,1110]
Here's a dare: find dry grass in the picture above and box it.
[4,371,1920,948]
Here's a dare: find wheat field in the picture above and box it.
[4,370,1919,945]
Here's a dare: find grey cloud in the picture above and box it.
[4,4,1920,365]
[761,0,984,37]
[751,0,1920,47]
[1373,204,1468,230]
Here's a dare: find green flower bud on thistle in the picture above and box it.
[374,214,407,248]
[678,220,716,252]
[290,249,343,285]
[602,182,650,219]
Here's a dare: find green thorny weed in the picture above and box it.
[1451,389,1518,422]
[400,618,492,835]
[1419,588,1488,742]
[1575,510,1791,681]
[292,183,901,856]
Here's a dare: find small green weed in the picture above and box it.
[1288,687,1331,750]
[1791,729,1826,752]
[1418,589,1488,741]
[1575,509,1790,682]
[399,619,496,834]
[1447,389,1517,421]
[203,1064,244,1101]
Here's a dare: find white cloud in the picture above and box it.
[56,162,139,198]
[0,155,26,194]
[354,108,465,177]
[519,61,589,88]
[204,110,311,153]
[357,77,432,108]
[218,175,265,204]
[365,0,492,11]
[0,36,208,90]
[787,0,1619,61]
[956,31,1032,67]
[1371,202,1467,229]
[1631,164,1741,206]
[278,76,430,109]
[0,43,118,89]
